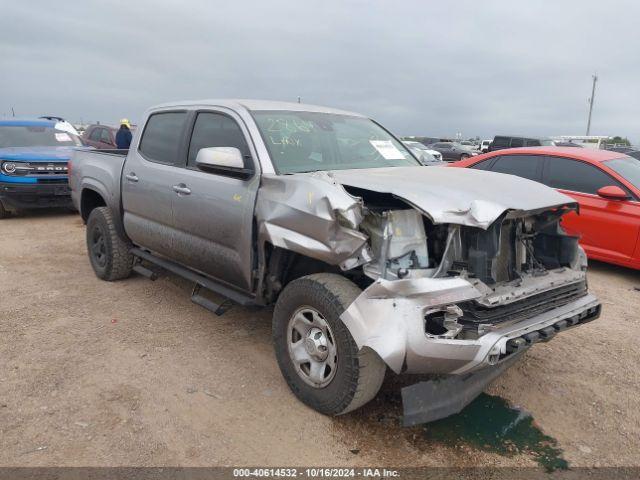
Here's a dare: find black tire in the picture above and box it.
[460,153,470,160]
[86,207,133,281]
[0,201,9,219]
[273,273,386,415]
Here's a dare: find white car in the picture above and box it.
[460,140,479,151]
[480,139,492,153]
[402,140,443,162]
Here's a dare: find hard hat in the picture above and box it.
[120,118,131,128]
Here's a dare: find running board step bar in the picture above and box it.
[132,264,159,280]
[130,248,256,315]
[191,284,233,316]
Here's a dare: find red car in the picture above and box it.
[83,124,119,149]
[451,147,640,269]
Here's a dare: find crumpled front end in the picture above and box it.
[256,170,601,379]
[341,272,600,376]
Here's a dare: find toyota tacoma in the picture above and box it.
[69,100,601,424]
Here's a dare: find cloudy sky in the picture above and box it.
[2,0,639,140]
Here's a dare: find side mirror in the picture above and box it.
[195,147,252,178]
[597,185,629,200]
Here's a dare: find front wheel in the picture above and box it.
[460,153,470,160]
[273,273,386,415]
[86,207,133,281]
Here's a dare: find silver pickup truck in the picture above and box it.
[70,99,601,425]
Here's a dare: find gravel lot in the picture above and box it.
[1,211,639,468]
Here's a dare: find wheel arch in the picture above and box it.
[80,184,127,240]
[258,243,343,305]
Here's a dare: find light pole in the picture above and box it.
[586,74,598,136]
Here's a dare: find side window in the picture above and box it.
[187,112,250,167]
[492,137,509,148]
[139,112,188,165]
[491,154,542,181]
[89,128,102,141]
[100,129,112,144]
[470,158,495,171]
[544,157,620,194]
[510,138,524,147]
[525,138,541,146]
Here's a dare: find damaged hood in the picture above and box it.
[320,167,576,229]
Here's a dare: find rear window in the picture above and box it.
[492,136,509,147]
[0,125,82,148]
[604,157,640,191]
[469,158,494,170]
[139,112,188,165]
[491,155,542,181]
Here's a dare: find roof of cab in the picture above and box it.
[149,99,365,117]
[478,146,627,164]
[0,119,56,127]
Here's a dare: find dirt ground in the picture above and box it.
[1,210,638,468]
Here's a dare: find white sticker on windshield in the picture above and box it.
[55,132,71,142]
[370,140,405,160]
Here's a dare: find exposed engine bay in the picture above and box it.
[340,184,587,339]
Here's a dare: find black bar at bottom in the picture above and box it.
[401,351,526,427]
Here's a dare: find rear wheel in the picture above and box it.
[86,207,133,281]
[273,273,386,415]
[0,201,9,219]
[460,153,470,160]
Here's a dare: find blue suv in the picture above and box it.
[0,119,85,218]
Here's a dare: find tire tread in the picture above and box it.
[86,207,133,281]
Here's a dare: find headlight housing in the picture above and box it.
[1,162,17,174]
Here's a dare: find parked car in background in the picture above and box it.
[488,135,554,152]
[427,141,478,162]
[83,124,119,149]
[553,141,583,148]
[402,136,441,147]
[480,139,492,153]
[70,99,600,425]
[452,147,640,270]
[460,140,479,151]
[402,140,443,162]
[605,145,635,154]
[0,118,84,218]
[404,145,443,166]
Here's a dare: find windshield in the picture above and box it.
[252,111,420,174]
[605,156,640,191]
[0,125,83,148]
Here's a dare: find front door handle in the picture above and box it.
[172,184,191,195]
[125,172,139,182]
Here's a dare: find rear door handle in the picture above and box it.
[172,184,191,195]
[125,172,138,182]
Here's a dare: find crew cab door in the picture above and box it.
[121,111,189,258]
[169,109,259,292]
[541,156,640,263]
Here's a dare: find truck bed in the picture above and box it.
[69,148,128,216]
